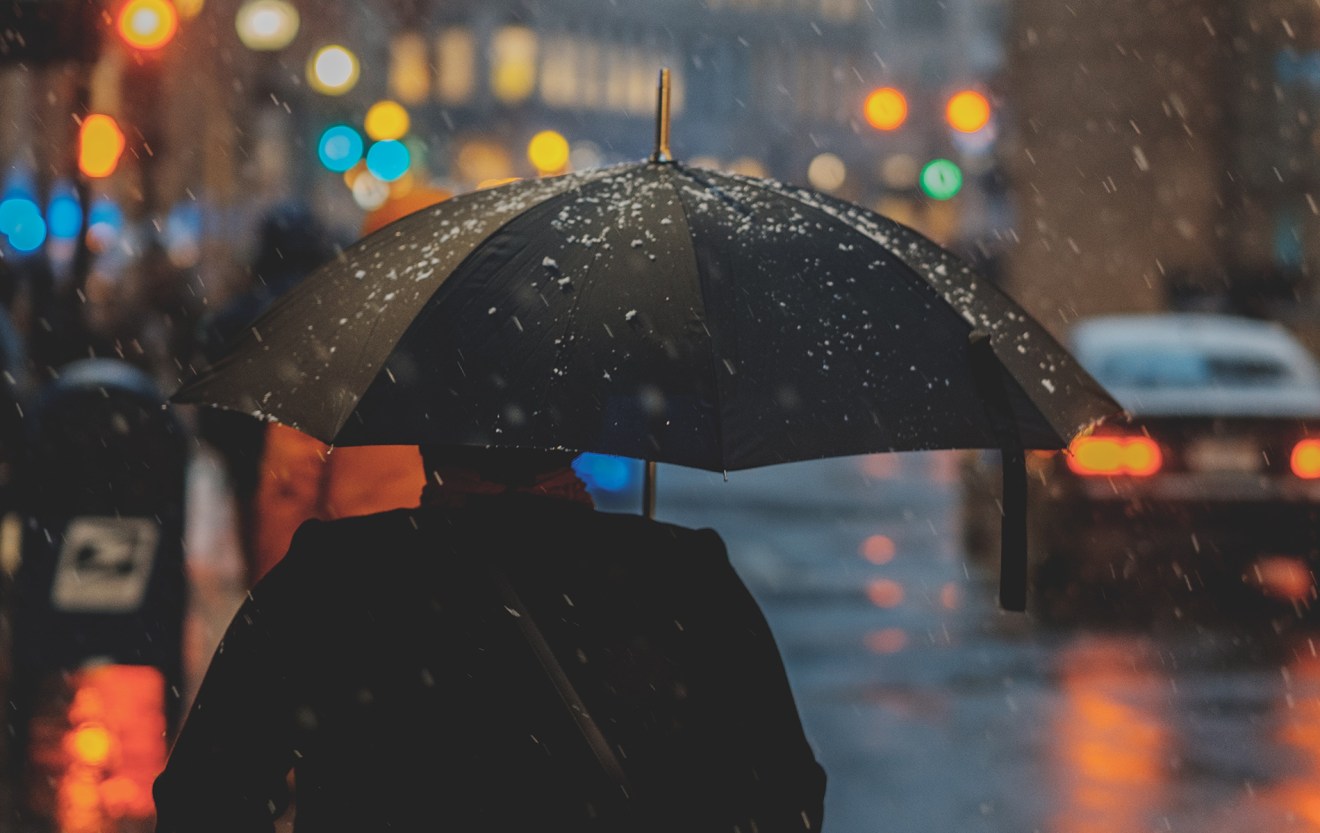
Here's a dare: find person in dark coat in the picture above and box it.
[152,445,826,833]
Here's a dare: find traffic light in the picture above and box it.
[116,0,179,51]
[863,87,907,131]
[945,90,991,133]
[78,114,126,178]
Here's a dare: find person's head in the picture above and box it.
[420,444,578,487]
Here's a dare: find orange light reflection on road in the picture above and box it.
[865,578,904,608]
[1052,638,1167,833]
[1262,655,1320,829]
[860,534,895,564]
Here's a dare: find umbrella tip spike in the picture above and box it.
[650,67,673,164]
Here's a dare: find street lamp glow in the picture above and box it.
[117,0,178,51]
[527,130,569,174]
[308,45,360,95]
[236,0,299,51]
[364,101,410,142]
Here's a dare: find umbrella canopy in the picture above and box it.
[174,69,1122,614]
[175,163,1118,470]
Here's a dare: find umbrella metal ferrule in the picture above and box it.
[650,68,673,163]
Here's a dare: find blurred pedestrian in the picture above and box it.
[153,445,827,833]
[240,186,451,584]
[192,202,346,584]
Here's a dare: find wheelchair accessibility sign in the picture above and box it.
[50,517,159,613]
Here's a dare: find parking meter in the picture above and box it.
[6,358,188,798]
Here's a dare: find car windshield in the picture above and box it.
[1089,348,1296,389]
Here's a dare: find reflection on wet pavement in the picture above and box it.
[1052,637,1168,833]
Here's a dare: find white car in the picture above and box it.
[961,312,1320,619]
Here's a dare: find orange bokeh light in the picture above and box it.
[864,87,908,131]
[945,89,991,133]
[860,534,896,564]
[1292,439,1320,479]
[866,578,905,608]
[79,115,126,179]
[116,0,179,51]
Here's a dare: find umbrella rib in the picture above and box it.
[665,165,730,472]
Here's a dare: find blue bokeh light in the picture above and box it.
[7,212,47,252]
[317,124,364,173]
[47,188,83,239]
[0,197,40,236]
[365,139,411,182]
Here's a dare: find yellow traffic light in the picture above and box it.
[78,115,126,179]
[863,87,907,131]
[946,90,991,133]
[527,130,569,175]
[116,0,179,51]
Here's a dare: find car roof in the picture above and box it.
[1068,312,1320,418]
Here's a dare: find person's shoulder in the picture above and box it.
[275,509,424,573]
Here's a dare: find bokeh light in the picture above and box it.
[365,140,411,182]
[308,45,360,95]
[864,87,908,131]
[78,114,126,179]
[527,130,569,174]
[47,187,83,240]
[919,158,963,200]
[116,0,178,51]
[0,197,45,252]
[807,152,847,192]
[364,100,410,142]
[235,0,299,51]
[351,171,390,210]
[946,89,992,133]
[317,125,364,172]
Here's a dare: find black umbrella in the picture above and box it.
[173,71,1122,610]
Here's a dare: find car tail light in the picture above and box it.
[1066,435,1163,477]
[1291,439,1320,479]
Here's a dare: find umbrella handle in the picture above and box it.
[968,331,1029,613]
[643,460,657,518]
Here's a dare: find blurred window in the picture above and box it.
[436,27,475,104]
[1092,349,1295,389]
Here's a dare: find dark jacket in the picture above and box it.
[153,496,826,832]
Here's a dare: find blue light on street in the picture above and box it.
[317,124,364,172]
[365,139,410,182]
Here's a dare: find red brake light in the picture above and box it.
[1291,439,1320,479]
[1066,435,1163,477]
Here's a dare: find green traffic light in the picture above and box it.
[920,159,963,200]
